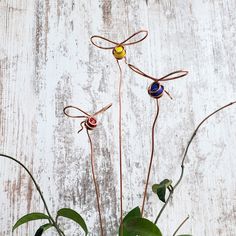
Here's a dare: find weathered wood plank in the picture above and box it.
[0,0,236,235]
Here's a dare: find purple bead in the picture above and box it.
[148,82,164,99]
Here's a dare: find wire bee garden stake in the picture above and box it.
[90,30,148,228]
[63,103,112,236]
[128,63,188,216]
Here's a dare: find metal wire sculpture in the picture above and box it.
[90,30,148,60]
[128,63,188,99]
[63,103,112,236]
[63,104,112,133]
[128,63,188,216]
[90,30,148,229]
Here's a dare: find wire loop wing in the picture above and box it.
[158,70,188,82]
[121,30,148,46]
[128,63,157,81]
[129,64,188,84]
[90,30,148,50]
[92,103,112,117]
[90,35,119,50]
[63,105,90,118]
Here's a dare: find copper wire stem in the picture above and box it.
[90,31,149,233]
[117,60,124,231]
[86,129,104,236]
[141,99,159,216]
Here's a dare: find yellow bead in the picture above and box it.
[113,45,126,60]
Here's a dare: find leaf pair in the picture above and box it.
[119,207,162,236]
[12,208,88,235]
[152,179,172,203]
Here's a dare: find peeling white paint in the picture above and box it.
[0,0,236,235]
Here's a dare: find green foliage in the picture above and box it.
[57,208,88,235]
[12,212,50,231]
[123,206,141,222]
[152,179,172,203]
[34,223,53,236]
[119,207,162,236]
[119,207,141,236]
[123,217,162,236]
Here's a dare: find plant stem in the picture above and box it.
[0,154,63,236]
[154,101,236,224]
[86,129,104,236]
[154,190,172,224]
[172,215,190,236]
[59,229,66,236]
[141,99,159,216]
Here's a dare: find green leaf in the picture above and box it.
[152,179,172,203]
[13,212,50,231]
[34,223,53,236]
[119,208,162,236]
[119,207,141,236]
[123,206,141,222]
[57,208,88,235]
[124,217,162,236]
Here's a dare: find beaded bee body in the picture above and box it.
[63,104,112,133]
[112,45,126,60]
[148,82,165,99]
[128,63,188,100]
[90,30,148,61]
[85,117,97,130]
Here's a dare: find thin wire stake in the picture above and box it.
[86,129,104,236]
[64,103,112,235]
[127,63,188,217]
[90,31,149,233]
[117,60,124,233]
[141,99,159,216]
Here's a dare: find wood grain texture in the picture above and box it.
[0,0,236,235]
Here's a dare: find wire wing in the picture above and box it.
[128,63,157,81]
[121,30,148,46]
[90,35,118,50]
[157,70,188,82]
[90,30,148,50]
[92,103,112,117]
[63,105,90,118]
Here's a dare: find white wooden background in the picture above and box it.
[0,0,236,235]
